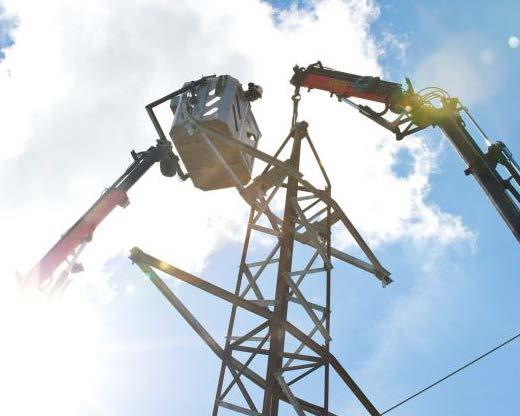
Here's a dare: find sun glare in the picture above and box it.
[508,35,520,49]
[0,292,105,416]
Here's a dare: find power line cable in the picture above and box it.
[381,331,520,415]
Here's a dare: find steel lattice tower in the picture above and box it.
[131,101,392,415]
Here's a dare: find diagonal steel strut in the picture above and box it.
[130,247,381,416]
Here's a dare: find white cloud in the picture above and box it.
[0,0,471,298]
[379,30,410,66]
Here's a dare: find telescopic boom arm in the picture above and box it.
[21,140,181,293]
[22,77,211,293]
[291,62,520,244]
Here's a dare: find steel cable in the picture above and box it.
[381,330,520,414]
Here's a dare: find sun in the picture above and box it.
[0,290,106,416]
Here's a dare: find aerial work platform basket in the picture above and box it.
[169,75,261,191]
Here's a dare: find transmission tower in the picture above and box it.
[131,89,391,415]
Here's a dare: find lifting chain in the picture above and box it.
[291,85,301,127]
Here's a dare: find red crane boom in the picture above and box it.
[291,62,520,244]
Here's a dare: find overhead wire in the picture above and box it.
[381,330,520,415]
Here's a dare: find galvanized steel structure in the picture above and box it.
[131,88,392,415]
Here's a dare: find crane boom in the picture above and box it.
[21,142,178,292]
[19,77,218,293]
[291,62,520,244]
[290,64,404,106]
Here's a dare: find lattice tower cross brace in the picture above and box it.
[130,118,391,415]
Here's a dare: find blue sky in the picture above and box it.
[1,0,518,415]
[99,2,519,414]
[0,4,15,60]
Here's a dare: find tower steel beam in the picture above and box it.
[131,117,390,415]
[262,127,303,416]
